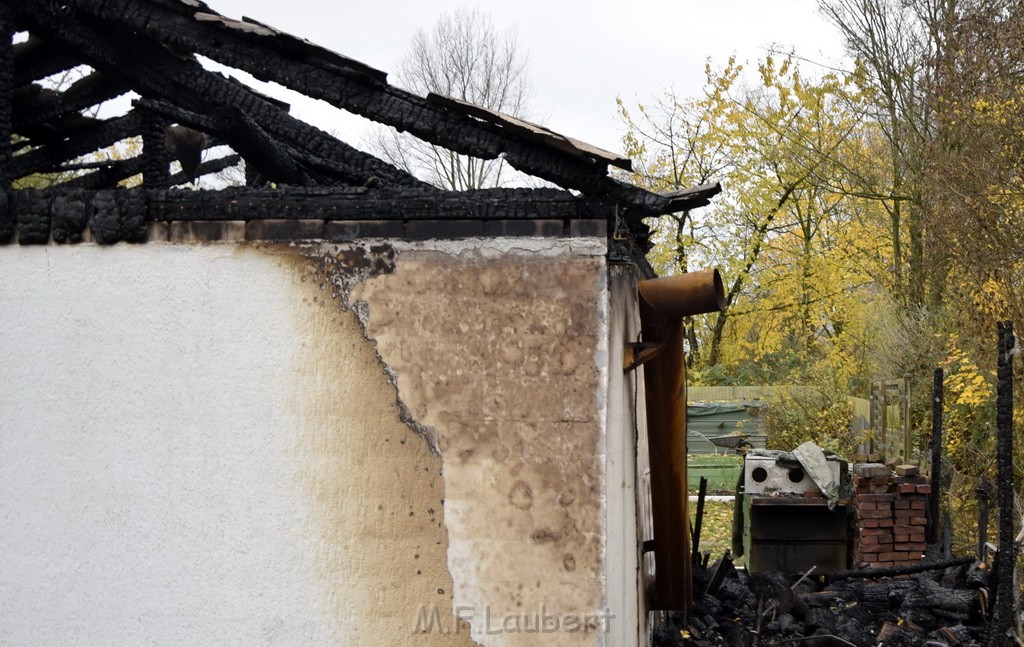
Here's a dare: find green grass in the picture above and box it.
[688,498,743,565]
[687,454,743,494]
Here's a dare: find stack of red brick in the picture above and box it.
[852,463,931,567]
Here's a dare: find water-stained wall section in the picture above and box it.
[347,238,609,647]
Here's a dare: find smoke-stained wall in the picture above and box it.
[0,234,631,646]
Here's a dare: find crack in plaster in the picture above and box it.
[289,240,442,455]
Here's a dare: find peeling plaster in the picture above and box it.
[275,242,476,645]
[286,240,443,455]
[342,237,611,646]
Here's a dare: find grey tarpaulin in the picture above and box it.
[792,441,839,509]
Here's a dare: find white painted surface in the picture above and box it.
[604,265,642,646]
[0,245,336,646]
[0,239,625,646]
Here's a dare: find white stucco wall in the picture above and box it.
[0,238,633,646]
[604,263,644,645]
[0,245,339,645]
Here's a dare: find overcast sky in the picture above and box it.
[203,0,849,156]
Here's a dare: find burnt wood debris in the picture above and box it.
[3,2,1020,646]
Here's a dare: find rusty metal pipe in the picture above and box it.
[637,268,726,612]
[638,268,725,319]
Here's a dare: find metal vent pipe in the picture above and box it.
[638,268,725,611]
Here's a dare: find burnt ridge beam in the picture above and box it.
[13,35,84,87]
[58,0,716,218]
[17,2,428,190]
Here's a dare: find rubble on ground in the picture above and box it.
[653,553,995,647]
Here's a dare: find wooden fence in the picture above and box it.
[689,381,918,463]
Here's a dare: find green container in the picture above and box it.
[687,402,766,454]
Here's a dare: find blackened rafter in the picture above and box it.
[10,111,142,179]
[136,98,356,187]
[31,0,719,218]
[13,36,84,88]
[13,71,128,137]
[0,6,13,188]
[52,151,241,190]
[211,104,309,186]
[14,2,429,190]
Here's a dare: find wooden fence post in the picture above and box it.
[986,322,1015,646]
[928,368,943,545]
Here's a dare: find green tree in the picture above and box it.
[620,56,879,381]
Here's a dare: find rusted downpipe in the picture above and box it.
[638,269,725,611]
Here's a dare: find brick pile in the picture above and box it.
[852,463,931,567]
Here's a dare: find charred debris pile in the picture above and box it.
[655,554,996,647]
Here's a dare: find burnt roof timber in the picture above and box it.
[136,98,356,187]
[1,7,12,188]
[6,186,614,225]
[15,3,430,191]
[35,130,227,172]
[52,152,242,190]
[13,72,130,135]
[163,153,241,188]
[130,0,389,85]
[10,112,143,179]
[37,0,717,218]
[147,187,615,222]
[139,105,172,188]
[428,93,632,172]
[13,36,85,88]
[203,104,308,186]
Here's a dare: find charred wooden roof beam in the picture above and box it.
[137,98,352,187]
[42,0,717,218]
[13,71,128,135]
[211,104,308,186]
[10,111,142,180]
[15,2,429,190]
[52,151,241,190]
[13,35,85,88]
[1,6,13,189]
[5,185,611,224]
